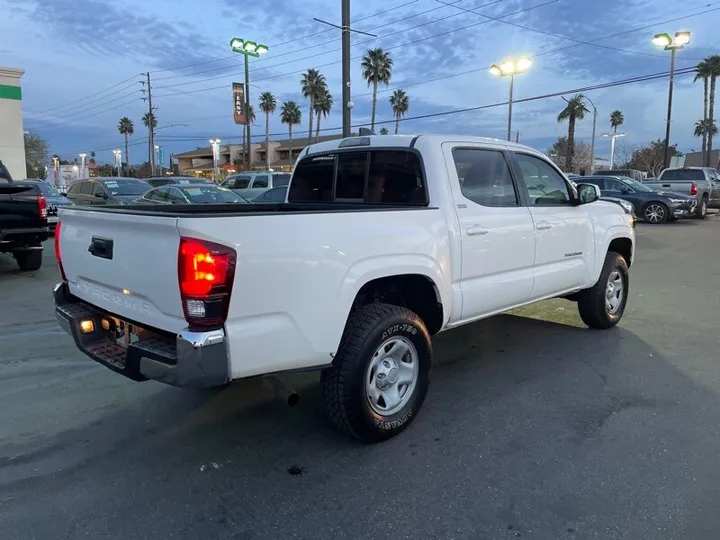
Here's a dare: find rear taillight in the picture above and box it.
[690,183,697,196]
[178,237,236,328]
[38,194,47,219]
[55,221,67,281]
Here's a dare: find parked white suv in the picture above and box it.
[53,134,635,442]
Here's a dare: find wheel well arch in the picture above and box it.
[609,237,633,267]
[351,274,444,335]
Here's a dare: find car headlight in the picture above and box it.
[616,199,634,214]
[668,198,686,204]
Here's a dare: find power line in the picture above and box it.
[27,75,140,115]
[150,0,423,80]
[52,137,149,158]
[152,3,715,101]
[25,92,143,128]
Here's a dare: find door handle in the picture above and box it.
[535,221,553,230]
[661,184,671,188]
[466,225,490,236]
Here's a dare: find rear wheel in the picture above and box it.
[643,202,668,224]
[321,303,432,443]
[14,249,43,271]
[577,252,629,329]
[693,196,708,219]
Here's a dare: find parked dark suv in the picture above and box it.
[66,177,151,205]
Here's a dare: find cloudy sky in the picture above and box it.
[2,0,718,166]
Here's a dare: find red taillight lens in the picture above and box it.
[178,237,236,327]
[690,183,697,196]
[38,194,47,219]
[55,221,67,281]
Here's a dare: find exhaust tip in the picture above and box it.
[287,393,300,407]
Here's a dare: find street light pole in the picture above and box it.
[652,31,691,170]
[489,57,532,143]
[581,95,598,174]
[602,132,626,168]
[209,138,221,182]
[341,0,351,138]
[231,38,269,171]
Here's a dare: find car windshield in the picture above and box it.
[180,186,247,203]
[624,178,653,192]
[36,182,61,197]
[660,169,705,180]
[102,179,150,195]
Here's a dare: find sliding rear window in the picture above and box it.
[288,150,427,205]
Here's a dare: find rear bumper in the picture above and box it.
[54,282,230,388]
[0,226,50,248]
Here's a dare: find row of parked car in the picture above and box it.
[568,166,720,224]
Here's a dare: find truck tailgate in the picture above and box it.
[59,208,186,333]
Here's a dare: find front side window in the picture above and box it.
[146,187,169,202]
[515,153,573,206]
[251,175,269,188]
[79,182,93,195]
[452,148,518,207]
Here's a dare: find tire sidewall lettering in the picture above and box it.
[381,323,418,341]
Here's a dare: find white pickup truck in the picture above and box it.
[53,134,635,442]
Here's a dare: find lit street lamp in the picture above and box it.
[652,30,691,169]
[602,132,626,169]
[230,37,269,169]
[154,144,164,176]
[209,138,221,182]
[489,57,532,142]
[112,149,122,177]
[79,153,86,178]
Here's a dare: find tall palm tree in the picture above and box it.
[694,60,711,165]
[315,89,333,142]
[301,69,327,144]
[702,55,720,166]
[361,48,393,131]
[242,104,256,164]
[694,118,717,146]
[118,117,134,174]
[610,110,624,133]
[142,112,157,169]
[280,101,302,162]
[389,89,410,134]
[557,94,589,172]
[258,92,277,170]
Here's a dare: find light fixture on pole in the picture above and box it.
[79,153,87,178]
[112,149,122,177]
[489,57,532,142]
[652,30,691,170]
[209,138,221,182]
[582,96,598,175]
[154,144,164,177]
[230,37,269,169]
[601,132,626,169]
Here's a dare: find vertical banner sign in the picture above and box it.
[232,82,246,124]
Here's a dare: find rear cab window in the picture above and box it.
[288,150,427,205]
[659,169,706,181]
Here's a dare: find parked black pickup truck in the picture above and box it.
[0,159,50,271]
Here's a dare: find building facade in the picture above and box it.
[0,66,26,179]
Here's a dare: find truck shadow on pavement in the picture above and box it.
[4,310,720,539]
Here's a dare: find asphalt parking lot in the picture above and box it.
[2,217,720,540]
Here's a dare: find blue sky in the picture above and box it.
[2,0,719,166]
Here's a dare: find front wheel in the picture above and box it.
[643,203,668,224]
[693,196,708,219]
[577,252,629,329]
[321,303,432,443]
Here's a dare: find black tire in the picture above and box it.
[321,303,432,443]
[14,249,43,271]
[693,195,708,219]
[642,202,669,224]
[577,252,629,329]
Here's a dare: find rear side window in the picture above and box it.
[251,175,269,188]
[288,150,426,205]
[659,169,705,181]
[273,174,291,187]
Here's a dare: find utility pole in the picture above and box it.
[141,72,156,176]
[313,1,376,137]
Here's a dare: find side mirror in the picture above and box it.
[576,183,601,204]
[620,185,631,194]
[94,192,106,198]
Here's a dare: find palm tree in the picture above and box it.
[142,112,157,169]
[694,118,718,146]
[610,110,624,133]
[280,101,302,162]
[702,55,720,166]
[301,69,327,144]
[361,48,393,131]
[379,127,389,135]
[389,89,410,134]
[118,117,134,174]
[694,60,711,165]
[315,89,333,142]
[258,92,277,170]
[557,94,589,172]
[242,104,256,165]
